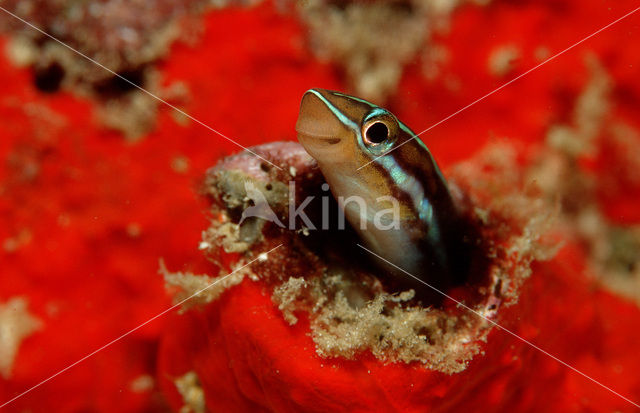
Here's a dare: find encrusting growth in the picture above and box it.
[162,139,557,372]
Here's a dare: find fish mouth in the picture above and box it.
[296,131,345,163]
[296,132,341,146]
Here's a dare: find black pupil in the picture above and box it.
[366,122,389,144]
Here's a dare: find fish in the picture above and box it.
[295,88,470,291]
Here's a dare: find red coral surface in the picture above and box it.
[1,0,640,412]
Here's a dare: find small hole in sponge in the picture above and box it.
[93,67,145,97]
[34,62,65,93]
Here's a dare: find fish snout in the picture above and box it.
[296,89,351,161]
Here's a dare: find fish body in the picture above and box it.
[296,89,467,289]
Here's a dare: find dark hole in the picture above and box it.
[493,279,502,296]
[389,0,414,14]
[365,122,389,144]
[34,62,65,93]
[260,162,271,172]
[93,67,145,97]
[327,0,348,10]
[265,183,273,191]
[416,327,434,344]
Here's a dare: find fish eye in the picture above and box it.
[364,121,389,145]
[362,115,398,148]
